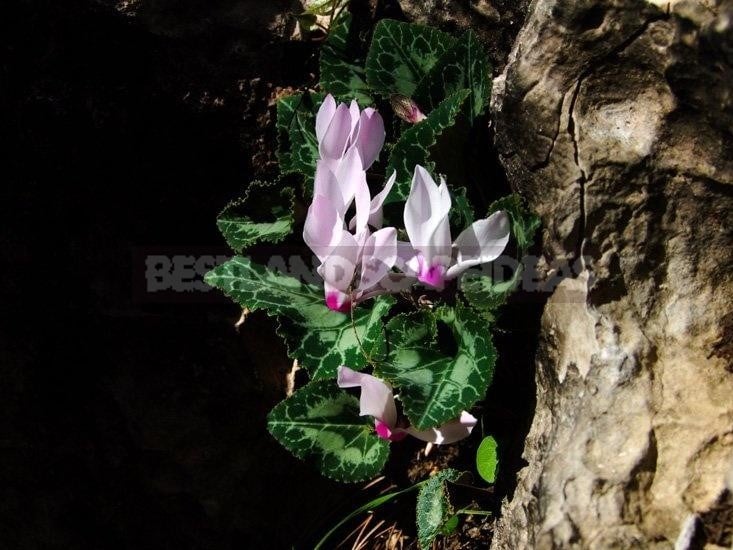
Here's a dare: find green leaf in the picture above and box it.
[476,436,499,483]
[276,92,324,180]
[488,194,541,252]
[461,194,540,321]
[204,257,393,379]
[413,30,492,122]
[267,380,390,482]
[385,89,470,203]
[460,273,519,323]
[416,469,461,549]
[305,0,345,16]
[365,19,457,98]
[380,304,495,430]
[441,515,460,536]
[319,12,373,106]
[450,186,475,231]
[216,181,295,253]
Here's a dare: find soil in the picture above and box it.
[1,0,537,548]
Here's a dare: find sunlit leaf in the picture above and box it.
[365,19,456,98]
[267,380,390,482]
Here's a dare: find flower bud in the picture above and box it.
[390,94,427,124]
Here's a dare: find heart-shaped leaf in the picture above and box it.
[413,29,492,123]
[365,19,456,98]
[267,380,390,482]
[216,180,295,253]
[276,92,324,181]
[379,304,495,430]
[205,257,393,379]
[319,12,373,106]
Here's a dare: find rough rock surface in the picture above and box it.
[397,0,530,72]
[491,0,733,548]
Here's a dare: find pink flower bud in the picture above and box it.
[390,94,427,124]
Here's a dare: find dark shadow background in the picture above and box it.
[0,1,538,548]
[0,1,362,548]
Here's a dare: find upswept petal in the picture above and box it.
[445,211,510,279]
[348,100,361,142]
[313,161,343,211]
[404,165,453,268]
[367,170,396,229]
[319,102,353,160]
[334,147,368,221]
[358,227,397,293]
[303,194,344,263]
[337,366,397,428]
[315,94,337,144]
[405,411,477,445]
[355,107,385,170]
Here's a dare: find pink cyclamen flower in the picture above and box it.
[337,366,477,444]
[304,152,400,313]
[401,165,511,290]
[315,94,386,171]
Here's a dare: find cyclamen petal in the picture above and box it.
[303,194,344,263]
[337,367,476,445]
[358,227,397,293]
[404,166,453,288]
[403,165,511,289]
[367,171,396,229]
[324,283,352,313]
[405,411,478,445]
[317,230,359,293]
[319,102,353,160]
[315,94,337,145]
[337,366,397,429]
[355,107,385,170]
[446,211,511,279]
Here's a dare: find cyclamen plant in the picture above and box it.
[206,13,539,548]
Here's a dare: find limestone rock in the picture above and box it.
[491,0,733,548]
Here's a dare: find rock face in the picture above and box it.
[491,0,733,548]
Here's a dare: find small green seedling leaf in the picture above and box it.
[476,435,499,483]
[379,304,495,430]
[365,19,457,98]
[441,515,460,535]
[416,469,461,549]
[385,88,470,203]
[205,257,393,379]
[216,180,295,253]
[267,380,390,482]
[319,12,373,106]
